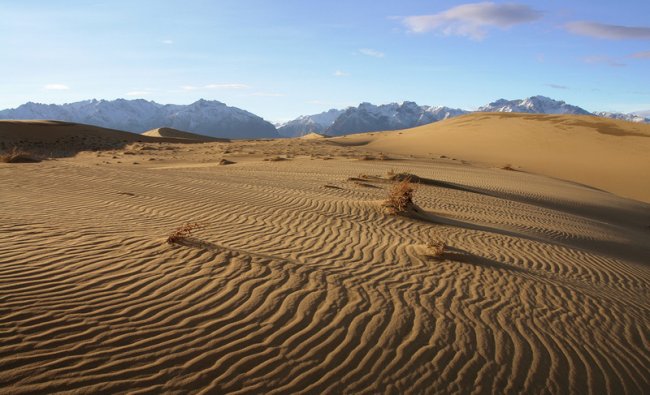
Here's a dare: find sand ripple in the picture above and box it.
[1,158,648,394]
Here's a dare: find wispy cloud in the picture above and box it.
[181,83,249,91]
[44,83,70,90]
[359,48,385,58]
[584,55,626,67]
[566,21,650,40]
[333,70,350,77]
[401,2,542,40]
[631,51,650,59]
[161,39,174,45]
[545,83,568,90]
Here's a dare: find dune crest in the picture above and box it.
[334,113,650,202]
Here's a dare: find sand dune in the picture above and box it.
[1,121,649,393]
[0,120,201,156]
[298,132,330,140]
[142,127,228,142]
[334,113,650,203]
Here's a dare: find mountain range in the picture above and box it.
[0,99,278,139]
[0,96,647,139]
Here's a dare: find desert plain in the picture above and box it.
[1,113,649,394]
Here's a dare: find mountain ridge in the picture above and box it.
[0,99,278,139]
[1,96,647,139]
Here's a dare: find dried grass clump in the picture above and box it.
[0,147,40,163]
[264,156,288,162]
[389,172,422,184]
[385,177,417,214]
[426,241,446,259]
[166,222,202,244]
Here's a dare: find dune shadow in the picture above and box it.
[436,246,528,273]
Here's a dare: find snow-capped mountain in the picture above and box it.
[0,99,278,139]
[633,109,650,118]
[277,109,344,137]
[593,112,649,123]
[324,102,468,136]
[479,96,591,115]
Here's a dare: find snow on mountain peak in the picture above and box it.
[479,96,590,115]
[0,98,278,139]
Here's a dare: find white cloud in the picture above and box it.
[334,70,350,77]
[401,2,542,40]
[44,83,70,90]
[182,83,249,91]
[162,39,174,45]
[545,83,568,90]
[566,22,650,40]
[359,48,385,58]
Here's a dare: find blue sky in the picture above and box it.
[1,0,649,122]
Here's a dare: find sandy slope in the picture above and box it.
[334,113,650,203]
[298,132,330,140]
[142,127,227,142]
[1,124,649,394]
[0,120,199,156]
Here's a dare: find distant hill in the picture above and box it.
[0,99,279,139]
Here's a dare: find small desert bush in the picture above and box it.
[0,147,40,163]
[426,241,446,259]
[385,177,417,214]
[264,156,287,162]
[166,222,202,244]
[388,172,422,183]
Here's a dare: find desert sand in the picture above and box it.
[1,116,649,394]
[338,113,650,203]
[142,127,228,142]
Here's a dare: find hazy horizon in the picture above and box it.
[2,0,649,121]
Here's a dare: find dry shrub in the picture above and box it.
[389,172,422,184]
[167,222,202,244]
[218,159,235,165]
[0,147,40,163]
[501,164,517,171]
[426,241,446,259]
[264,156,287,162]
[385,177,417,214]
